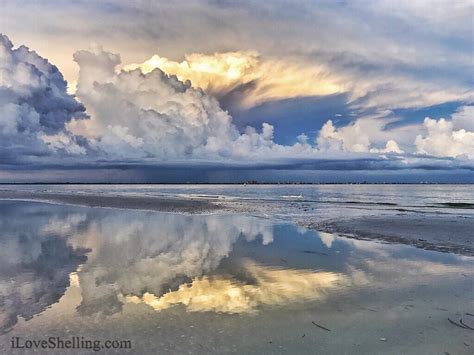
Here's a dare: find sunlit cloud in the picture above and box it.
[124,52,342,109]
[123,48,474,113]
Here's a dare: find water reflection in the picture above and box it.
[0,202,88,333]
[124,260,346,313]
[71,211,278,317]
[0,200,471,335]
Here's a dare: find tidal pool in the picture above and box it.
[0,200,472,354]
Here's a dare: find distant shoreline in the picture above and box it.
[0,182,473,185]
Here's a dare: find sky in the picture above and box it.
[0,0,473,183]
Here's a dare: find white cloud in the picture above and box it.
[415,117,474,159]
[317,111,474,159]
[370,140,404,154]
[122,49,474,113]
[316,118,404,154]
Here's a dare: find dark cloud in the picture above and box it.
[0,34,87,164]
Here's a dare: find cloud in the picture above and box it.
[415,117,474,159]
[2,0,471,115]
[0,34,86,163]
[316,118,404,154]
[39,132,87,155]
[69,45,323,162]
[0,34,472,174]
[71,45,449,165]
[370,140,404,154]
[317,110,474,160]
[123,51,342,109]
[71,46,238,160]
[122,48,474,114]
[451,105,474,132]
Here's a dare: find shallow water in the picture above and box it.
[0,200,473,354]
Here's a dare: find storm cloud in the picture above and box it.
[0,31,472,179]
[0,34,87,164]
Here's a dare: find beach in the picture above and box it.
[0,185,473,354]
[0,185,472,255]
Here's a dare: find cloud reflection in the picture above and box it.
[73,212,276,316]
[123,259,346,314]
[0,202,88,333]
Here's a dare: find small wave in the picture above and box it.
[281,195,304,200]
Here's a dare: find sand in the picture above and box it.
[306,214,473,256]
[0,190,219,214]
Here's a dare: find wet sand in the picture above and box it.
[0,189,219,213]
[0,189,472,255]
[307,215,473,256]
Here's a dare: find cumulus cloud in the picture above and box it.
[68,46,323,162]
[0,34,86,163]
[415,117,474,159]
[316,111,474,161]
[71,46,235,160]
[316,118,404,154]
[370,140,404,154]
